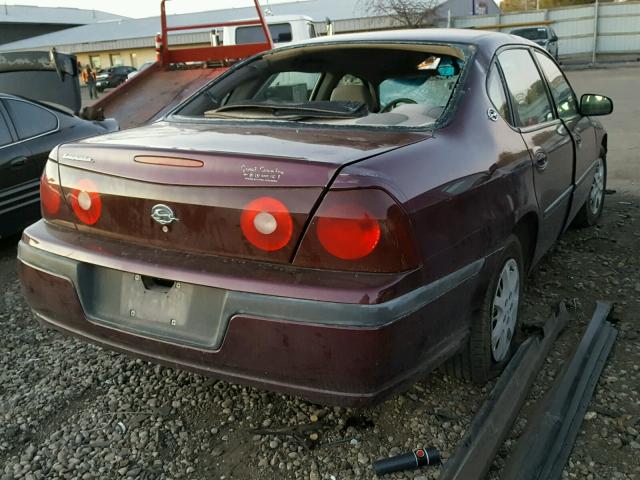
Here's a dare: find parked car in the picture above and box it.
[96,66,136,91]
[18,29,612,406]
[127,61,154,81]
[511,26,559,59]
[0,93,118,238]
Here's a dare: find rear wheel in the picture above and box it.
[445,234,524,382]
[573,153,606,228]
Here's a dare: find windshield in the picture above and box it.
[512,28,549,41]
[174,43,469,128]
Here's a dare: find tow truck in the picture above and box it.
[81,0,275,129]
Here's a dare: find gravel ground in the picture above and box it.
[1,69,639,480]
[1,196,638,480]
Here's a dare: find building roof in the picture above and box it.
[0,0,366,53]
[0,4,126,25]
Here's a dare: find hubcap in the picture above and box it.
[589,158,605,215]
[491,258,520,362]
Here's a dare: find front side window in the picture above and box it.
[534,52,578,121]
[253,71,321,102]
[308,22,317,38]
[236,23,292,44]
[175,44,469,128]
[4,100,57,140]
[498,49,554,127]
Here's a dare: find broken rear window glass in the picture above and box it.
[174,43,470,129]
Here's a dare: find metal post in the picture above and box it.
[159,0,168,67]
[592,0,599,65]
[447,9,452,28]
[253,0,274,49]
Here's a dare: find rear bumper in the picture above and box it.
[18,223,485,406]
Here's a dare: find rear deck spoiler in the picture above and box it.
[0,49,81,114]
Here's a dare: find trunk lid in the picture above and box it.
[56,121,425,264]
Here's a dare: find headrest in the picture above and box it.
[330,84,374,111]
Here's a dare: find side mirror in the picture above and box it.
[550,34,558,42]
[580,94,613,116]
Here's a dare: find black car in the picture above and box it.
[0,93,118,237]
[510,26,559,60]
[96,66,137,91]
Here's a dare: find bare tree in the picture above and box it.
[361,0,441,28]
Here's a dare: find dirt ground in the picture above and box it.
[0,67,638,480]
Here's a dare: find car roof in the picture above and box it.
[283,28,529,52]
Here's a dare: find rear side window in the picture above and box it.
[498,49,554,127]
[534,52,579,121]
[487,65,509,121]
[236,23,292,44]
[4,99,57,140]
[0,112,12,147]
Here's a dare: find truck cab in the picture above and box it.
[220,15,316,47]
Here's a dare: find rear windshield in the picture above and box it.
[236,23,293,44]
[512,28,548,40]
[173,43,470,129]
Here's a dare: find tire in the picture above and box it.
[444,234,525,382]
[573,150,606,228]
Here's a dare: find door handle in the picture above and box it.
[534,150,549,171]
[10,156,28,168]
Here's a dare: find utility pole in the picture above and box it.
[592,0,599,64]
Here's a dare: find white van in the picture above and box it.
[217,15,317,47]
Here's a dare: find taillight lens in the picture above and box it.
[40,167,62,217]
[240,196,293,251]
[70,179,102,225]
[316,202,381,260]
[294,189,420,273]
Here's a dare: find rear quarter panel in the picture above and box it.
[333,52,539,287]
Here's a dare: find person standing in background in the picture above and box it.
[82,65,98,100]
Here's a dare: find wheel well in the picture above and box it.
[513,213,538,273]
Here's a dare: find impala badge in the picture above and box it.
[151,204,178,225]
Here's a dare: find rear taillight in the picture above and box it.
[40,159,76,227]
[70,179,102,225]
[240,196,293,251]
[40,166,62,217]
[294,189,420,273]
[316,202,381,260]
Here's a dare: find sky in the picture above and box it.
[3,0,298,18]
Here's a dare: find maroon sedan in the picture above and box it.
[18,29,612,406]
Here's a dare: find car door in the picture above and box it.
[3,97,60,180]
[532,50,598,223]
[497,48,575,254]
[0,102,33,195]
